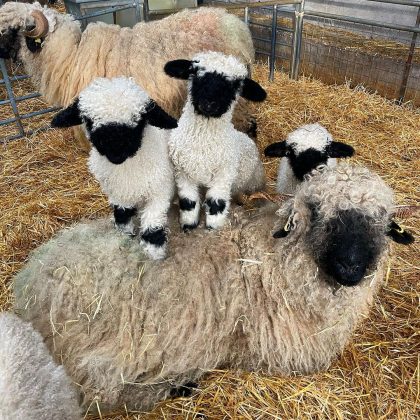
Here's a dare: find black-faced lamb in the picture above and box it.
[51,77,177,260]
[0,312,80,420]
[13,163,413,413]
[164,51,267,230]
[264,123,354,193]
[0,1,257,147]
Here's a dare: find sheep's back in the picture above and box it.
[13,215,247,411]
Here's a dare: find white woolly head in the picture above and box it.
[78,77,150,129]
[286,123,333,155]
[0,0,76,44]
[192,51,248,80]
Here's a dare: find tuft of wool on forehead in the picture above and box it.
[287,123,333,154]
[192,51,248,79]
[78,77,150,129]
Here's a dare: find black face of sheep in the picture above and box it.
[191,72,242,118]
[311,209,384,286]
[274,207,414,287]
[164,58,267,118]
[0,28,20,59]
[86,119,146,165]
[0,9,49,59]
[51,99,177,165]
[264,140,355,181]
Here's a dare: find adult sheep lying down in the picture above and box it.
[13,164,413,413]
[0,1,256,146]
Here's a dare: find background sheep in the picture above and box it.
[0,312,80,420]
[264,123,354,193]
[164,52,266,230]
[13,163,413,414]
[0,1,257,148]
[51,77,177,259]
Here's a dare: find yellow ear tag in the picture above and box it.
[35,38,42,44]
[284,215,293,232]
[395,226,405,234]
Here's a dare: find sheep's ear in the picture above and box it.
[264,141,287,157]
[273,214,295,238]
[387,220,414,245]
[241,78,267,102]
[326,141,355,158]
[273,228,290,238]
[164,59,195,80]
[51,99,82,127]
[145,101,178,129]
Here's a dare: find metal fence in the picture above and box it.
[0,0,303,141]
[301,0,420,105]
[0,0,145,141]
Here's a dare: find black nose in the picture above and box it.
[333,259,366,286]
[107,153,128,165]
[199,100,218,113]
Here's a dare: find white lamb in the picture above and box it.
[51,77,177,260]
[264,123,354,194]
[164,51,266,231]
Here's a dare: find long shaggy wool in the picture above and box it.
[13,164,392,414]
[0,2,255,135]
[0,312,80,420]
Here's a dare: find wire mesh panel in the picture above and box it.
[210,0,303,80]
[0,0,143,142]
[0,0,302,142]
[300,5,420,105]
[248,5,295,74]
[0,60,59,141]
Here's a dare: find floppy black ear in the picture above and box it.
[164,59,195,80]
[51,99,82,128]
[326,141,355,158]
[146,101,178,129]
[264,141,287,158]
[387,220,414,245]
[273,228,290,238]
[241,78,267,102]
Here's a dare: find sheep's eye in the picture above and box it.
[308,203,320,223]
[84,117,93,132]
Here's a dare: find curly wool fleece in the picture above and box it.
[12,164,394,414]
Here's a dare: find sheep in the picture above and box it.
[0,1,257,148]
[50,76,177,260]
[264,123,354,194]
[0,312,80,420]
[164,51,267,230]
[13,163,414,413]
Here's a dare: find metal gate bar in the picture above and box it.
[0,0,302,142]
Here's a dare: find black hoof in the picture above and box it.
[170,381,198,398]
[182,223,198,233]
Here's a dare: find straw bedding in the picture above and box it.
[0,62,419,419]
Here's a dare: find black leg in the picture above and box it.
[113,205,137,236]
[170,381,198,398]
[179,197,199,232]
[141,227,167,247]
